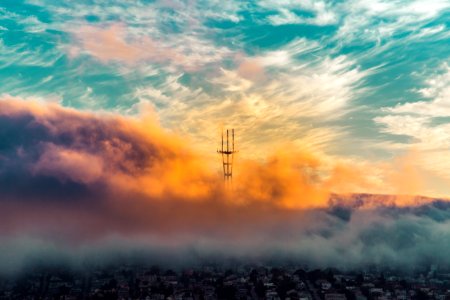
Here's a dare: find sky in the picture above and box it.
[1,0,450,272]
[1,0,450,195]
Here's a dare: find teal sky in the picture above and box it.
[1,0,450,195]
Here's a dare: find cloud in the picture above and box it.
[0,96,410,219]
[259,0,338,26]
[0,37,62,69]
[256,0,449,49]
[26,1,240,73]
[69,23,231,71]
[0,94,215,202]
[133,38,368,162]
[2,95,357,209]
[32,144,104,184]
[1,97,450,273]
[385,63,450,117]
[70,24,158,64]
[236,57,266,81]
[373,63,450,185]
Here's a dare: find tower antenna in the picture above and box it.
[217,128,238,185]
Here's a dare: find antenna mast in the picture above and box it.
[217,128,238,185]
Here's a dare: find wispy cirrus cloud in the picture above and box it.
[258,0,338,26]
[256,0,450,49]
[373,63,450,186]
[375,63,450,147]
[384,63,450,117]
[69,23,232,71]
[133,38,369,159]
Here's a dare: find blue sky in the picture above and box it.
[1,0,450,195]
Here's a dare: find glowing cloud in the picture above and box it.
[0,96,450,273]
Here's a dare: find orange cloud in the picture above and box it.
[69,24,187,66]
[0,96,446,245]
[237,58,265,81]
[2,97,450,272]
[69,23,224,71]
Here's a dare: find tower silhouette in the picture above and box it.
[217,129,238,184]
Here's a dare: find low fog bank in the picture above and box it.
[2,197,450,277]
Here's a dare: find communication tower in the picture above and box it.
[217,129,238,184]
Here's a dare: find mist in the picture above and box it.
[1,97,450,276]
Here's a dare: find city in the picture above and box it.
[2,264,450,300]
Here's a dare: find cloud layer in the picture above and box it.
[1,97,450,274]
